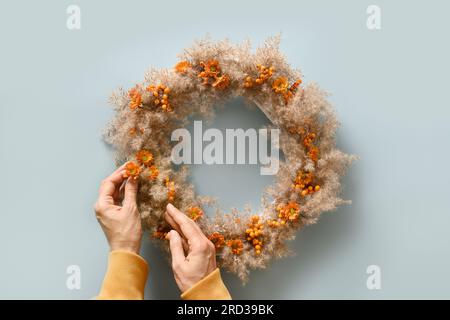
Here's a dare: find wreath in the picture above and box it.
[104,36,355,282]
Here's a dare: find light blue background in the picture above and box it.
[1,0,449,299]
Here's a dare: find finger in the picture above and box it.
[166,230,186,267]
[164,212,189,252]
[123,177,138,206]
[99,169,126,198]
[164,211,182,235]
[112,163,127,174]
[166,204,205,244]
[97,172,126,208]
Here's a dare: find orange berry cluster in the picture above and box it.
[187,206,204,221]
[226,239,244,255]
[243,64,275,88]
[198,60,231,89]
[165,178,175,202]
[147,84,172,112]
[208,232,225,249]
[293,170,320,197]
[267,219,281,228]
[245,215,264,255]
[128,87,143,110]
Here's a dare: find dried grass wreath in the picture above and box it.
[104,36,356,282]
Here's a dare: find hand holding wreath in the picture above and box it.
[165,203,217,293]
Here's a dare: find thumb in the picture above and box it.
[123,177,138,206]
[167,230,185,267]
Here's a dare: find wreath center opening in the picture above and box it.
[171,97,281,216]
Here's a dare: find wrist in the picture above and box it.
[110,241,141,255]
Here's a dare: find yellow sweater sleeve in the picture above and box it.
[181,268,232,300]
[97,251,231,300]
[97,250,149,300]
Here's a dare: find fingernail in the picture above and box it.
[167,203,174,212]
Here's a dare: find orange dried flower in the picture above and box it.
[175,60,191,74]
[226,239,244,255]
[208,232,225,249]
[147,165,159,180]
[212,74,230,89]
[129,127,144,135]
[301,130,320,162]
[277,202,300,222]
[187,206,204,221]
[272,77,289,93]
[123,161,141,179]
[128,87,142,110]
[290,79,302,91]
[165,178,175,201]
[308,146,319,162]
[136,150,153,166]
[282,79,302,104]
[153,228,169,240]
[198,60,229,87]
[202,60,220,77]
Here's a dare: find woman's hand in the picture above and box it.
[94,164,142,255]
[165,204,217,293]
